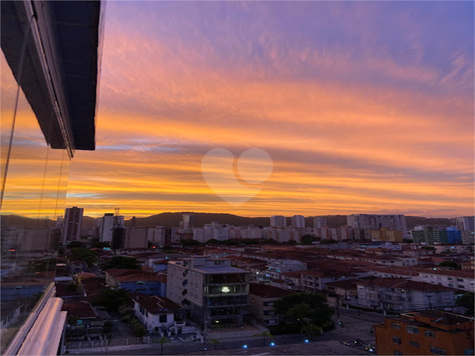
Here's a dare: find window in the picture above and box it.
[391,323,401,329]
[430,346,447,355]
[425,330,436,338]
[394,351,403,355]
[407,326,419,334]
[393,337,402,345]
[463,348,474,355]
[410,341,420,348]
[159,314,167,323]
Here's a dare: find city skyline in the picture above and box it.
[3,1,474,219]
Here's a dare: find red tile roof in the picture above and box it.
[62,301,96,318]
[356,278,455,291]
[106,269,167,283]
[132,294,182,314]
[249,283,295,298]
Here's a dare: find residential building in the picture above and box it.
[299,270,357,292]
[456,217,475,232]
[371,228,403,242]
[347,214,408,236]
[248,283,294,325]
[314,217,327,229]
[124,227,149,249]
[132,294,189,335]
[105,269,167,296]
[0,1,103,354]
[375,311,474,356]
[270,215,287,228]
[63,207,84,243]
[325,279,358,302]
[291,215,305,228]
[356,278,456,312]
[182,213,197,230]
[166,256,249,327]
[266,259,307,280]
[413,268,474,292]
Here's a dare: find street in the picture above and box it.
[71,308,385,355]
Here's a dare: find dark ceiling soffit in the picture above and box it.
[1,0,101,151]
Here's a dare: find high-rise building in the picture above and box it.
[0,1,103,354]
[182,213,196,230]
[124,227,149,249]
[456,216,475,231]
[313,217,327,229]
[291,215,305,228]
[270,215,287,228]
[347,214,408,236]
[98,213,124,243]
[62,207,83,243]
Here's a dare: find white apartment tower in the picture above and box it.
[270,215,287,228]
[291,215,305,228]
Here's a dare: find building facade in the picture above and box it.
[63,207,84,243]
[375,311,474,356]
[167,256,249,327]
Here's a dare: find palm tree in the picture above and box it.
[253,331,274,347]
[156,336,170,355]
[209,338,221,350]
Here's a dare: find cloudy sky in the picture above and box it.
[4,1,474,219]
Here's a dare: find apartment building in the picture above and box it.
[347,214,408,235]
[266,259,307,280]
[105,269,167,296]
[356,278,456,312]
[166,256,249,327]
[270,215,287,228]
[248,283,294,325]
[375,311,474,355]
[413,269,474,292]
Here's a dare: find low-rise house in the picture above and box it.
[413,268,474,292]
[325,279,359,302]
[375,310,474,356]
[105,269,167,296]
[248,283,294,326]
[62,301,102,339]
[266,259,307,280]
[132,294,191,336]
[356,278,456,312]
[300,270,357,292]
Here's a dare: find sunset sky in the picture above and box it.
[4,1,474,219]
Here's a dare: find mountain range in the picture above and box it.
[1,212,457,230]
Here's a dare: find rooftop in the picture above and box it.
[249,283,295,298]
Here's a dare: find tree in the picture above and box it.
[102,256,141,270]
[320,239,337,244]
[156,336,170,355]
[209,338,221,350]
[92,288,130,312]
[181,239,201,247]
[253,331,273,346]
[67,241,85,249]
[275,293,334,330]
[456,292,474,316]
[90,240,111,249]
[439,261,461,270]
[70,247,97,267]
[301,234,317,245]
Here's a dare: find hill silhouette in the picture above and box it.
[1,213,457,230]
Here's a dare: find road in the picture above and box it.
[74,308,384,355]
